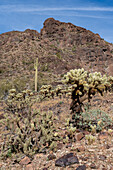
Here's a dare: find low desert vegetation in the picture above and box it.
[0,89,61,160]
[0,68,113,161]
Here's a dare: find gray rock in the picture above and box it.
[76,165,86,170]
[55,153,79,167]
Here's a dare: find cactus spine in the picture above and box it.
[34,58,38,92]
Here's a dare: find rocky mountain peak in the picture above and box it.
[41,18,101,43]
[0,18,113,96]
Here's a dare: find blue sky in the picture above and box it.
[0,0,113,43]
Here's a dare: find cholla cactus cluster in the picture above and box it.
[39,69,113,104]
[85,135,96,145]
[38,68,113,114]
[66,124,76,141]
[39,85,55,99]
[62,68,113,113]
[88,72,112,96]
[39,84,69,100]
[55,85,63,97]
[1,89,61,159]
[63,68,87,84]
[6,89,34,115]
[108,76,113,90]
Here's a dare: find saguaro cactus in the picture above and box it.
[34,58,38,92]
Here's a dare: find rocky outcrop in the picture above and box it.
[40,18,113,74]
[0,18,113,88]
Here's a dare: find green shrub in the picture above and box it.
[72,107,113,132]
[0,80,12,98]
[72,45,76,52]
[56,52,62,59]
[0,69,4,74]
[41,63,49,72]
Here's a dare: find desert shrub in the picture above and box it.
[56,52,62,59]
[0,77,32,99]
[41,63,49,72]
[0,80,12,99]
[0,69,4,74]
[12,77,30,92]
[72,45,76,52]
[0,89,61,160]
[71,106,113,132]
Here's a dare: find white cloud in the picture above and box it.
[53,14,110,19]
[0,5,112,19]
[0,5,113,12]
[31,11,110,19]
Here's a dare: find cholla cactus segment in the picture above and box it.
[16,93,23,99]
[88,72,104,84]
[88,72,113,94]
[39,85,54,99]
[41,85,52,90]
[108,76,113,87]
[63,68,113,90]
[85,135,96,145]
[63,68,87,85]
[90,125,96,134]
[9,89,16,94]
[25,89,32,94]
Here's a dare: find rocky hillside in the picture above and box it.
[0,18,113,96]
